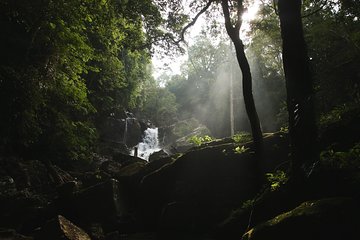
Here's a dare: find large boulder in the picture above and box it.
[242,197,360,240]
[99,113,144,149]
[56,179,128,233]
[137,133,289,233]
[149,150,169,162]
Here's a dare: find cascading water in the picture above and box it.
[133,128,161,160]
[123,118,129,144]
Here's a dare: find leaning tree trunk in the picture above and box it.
[221,0,263,157]
[278,0,318,180]
[233,38,263,155]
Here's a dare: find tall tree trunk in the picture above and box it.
[221,0,263,156]
[278,0,318,180]
[233,38,263,154]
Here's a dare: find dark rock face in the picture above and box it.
[99,114,145,149]
[137,133,289,233]
[0,229,33,240]
[148,150,169,162]
[242,197,360,240]
[56,179,126,233]
[139,149,257,232]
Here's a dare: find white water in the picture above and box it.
[132,128,161,160]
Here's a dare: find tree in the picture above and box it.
[220,0,263,156]
[278,0,319,179]
[154,0,263,153]
[0,0,165,166]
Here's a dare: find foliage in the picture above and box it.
[172,118,207,138]
[188,135,214,146]
[266,170,289,191]
[279,126,289,133]
[165,34,243,137]
[0,0,165,166]
[232,132,252,144]
[320,143,360,170]
[303,0,360,112]
[234,145,249,154]
[136,77,178,127]
[319,103,359,127]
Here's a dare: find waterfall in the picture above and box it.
[133,128,161,160]
[123,118,129,144]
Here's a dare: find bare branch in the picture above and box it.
[175,0,214,44]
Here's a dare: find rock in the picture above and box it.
[0,188,48,232]
[100,160,123,176]
[116,162,147,178]
[0,175,16,194]
[104,231,121,240]
[34,215,91,240]
[56,179,128,233]
[0,158,54,193]
[158,118,211,153]
[0,229,33,240]
[133,157,175,185]
[97,141,130,156]
[100,116,143,148]
[148,150,169,162]
[112,153,145,167]
[242,197,360,240]
[74,171,110,189]
[137,133,289,232]
[138,143,257,232]
[56,181,78,198]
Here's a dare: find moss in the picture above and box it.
[242,197,360,240]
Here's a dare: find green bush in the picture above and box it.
[266,170,288,191]
[232,132,252,144]
[188,135,214,146]
[320,142,360,170]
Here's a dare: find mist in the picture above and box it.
[160,40,286,139]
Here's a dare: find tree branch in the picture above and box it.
[301,0,328,18]
[175,0,214,44]
[221,0,236,40]
[235,0,243,35]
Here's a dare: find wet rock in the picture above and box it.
[100,160,123,176]
[149,150,168,162]
[100,116,143,149]
[117,161,147,178]
[34,215,91,240]
[112,153,145,167]
[242,197,360,240]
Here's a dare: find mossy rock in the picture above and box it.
[242,197,360,240]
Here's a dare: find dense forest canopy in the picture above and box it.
[1,1,360,239]
[0,0,359,166]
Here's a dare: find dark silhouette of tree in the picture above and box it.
[278,0,319,180]
[220,0,263,158]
